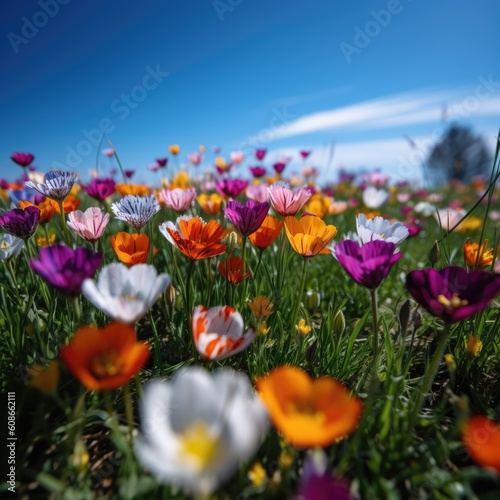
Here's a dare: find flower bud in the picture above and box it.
[332,310,345,337]
[399,299,411,332]
[305,290,321,312]
[429,240,440,265]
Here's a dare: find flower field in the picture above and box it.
[1,145,500,499]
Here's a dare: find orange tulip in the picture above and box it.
[284,215,337,257]
[116,183,151,197]
[168,144,180,156]
[160,216,226,261]
[248,296,273,320]
[462,416,500,473]
[19,198,59,224]
[218,256,251,284]
[304,194,331,218]
[110,232,156,266]
[464,240,493,268]
[197,193,223,215]
[63,195,81,213]
[60,323,149,391]
[249,215,283,249]
[256,366,362,448]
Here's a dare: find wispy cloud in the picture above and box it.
[271,86,500,139]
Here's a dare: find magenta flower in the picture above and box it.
[67,207,110,243]
[254,148,267,161]
[0,206,40,240]
[11,152,35,168]
[124,169,135,179]
[300,150,311,159]
[215,178,249,199]
[156,158,168,167]
[249,166,266,178]
[273,162,286,174]
[268,181,313,217]
[159,188,197,212]
[333,240,401,289]
[224,200,269,237]
[406,266,500,323]
[81,178,116,201]
[30,244,102,297]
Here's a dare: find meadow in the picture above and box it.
[1,144,500,499]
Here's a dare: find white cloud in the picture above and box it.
[271,87,500,139]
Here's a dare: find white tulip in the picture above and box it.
[362,186,389,209]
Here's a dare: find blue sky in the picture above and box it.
[1,0,499,184]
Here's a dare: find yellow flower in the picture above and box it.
[465,333,483,357]
[284,215,337,257]
[36,233,56,247]
[297,319,311,336]
[248,462,267,487]
[444,353,456,373]
[248,296,273,320]
[258,321,270,335]
[304,194,331,218]
[169,171,190,189]
[197,193,223,214]
[29,360,59,394]
[457,217,482,232]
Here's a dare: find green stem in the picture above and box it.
[407,322,452,437]
[123,383,135,440]
[149,310,162,368]
[185,259,195,324]
[370,288,379,363]
[290,258,309,330]
[58,200,71,246]
[240,236,248,308]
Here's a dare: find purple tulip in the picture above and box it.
[124,169,135,179]
[405,266,500,323]
[249,166,266,178]
[81,178,116,201]
[300,150,311,159]
[334,239,401,289]
[273,162,286,174]
[30,244,102,297]
[254,148,267,161]
[156,158,168,167]
[0,206,40,240]
[224,200,269,237]
[11,152,35,168]
[215,178,249,199]
[0,179,8,190]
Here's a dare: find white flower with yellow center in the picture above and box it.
[0,233,25,260]
[356,213,409,245]
[135,367,269,496]
[81,263,170,324]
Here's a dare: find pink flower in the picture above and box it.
[11,152,35,168]
[230,151,245,164]
[102,148,115,157]
[67,207,109,243]
[246,183,269,203]
[255,149,267,161]
[149,163,160,172]
[188,152,203,166]
[160,188,197,212]
[300,150,311,159]
[268,182,313,217]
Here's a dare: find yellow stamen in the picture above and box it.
[437,294,468,308]
[179,422,219,470]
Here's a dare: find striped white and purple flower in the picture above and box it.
[111,194,160,231]
[25,170,79,202]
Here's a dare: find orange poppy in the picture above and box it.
[160,216,226,260]
[249,215,283,249]
[196,193,223,215]
[116,183,151,197]
[63,195,81,213]
[110,232,157,266]
[462,416,500,473]
[464,240,494,268]
[218,256,251,284]
[19,198,59,224]
[256,366,362,448]
[284,215,337,257]
[60,322,149,391]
